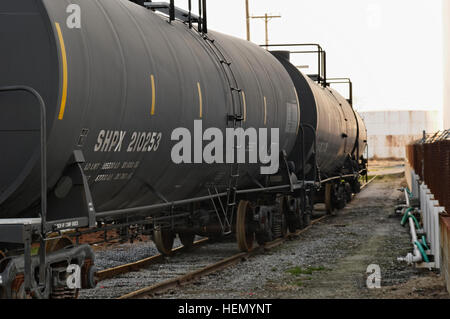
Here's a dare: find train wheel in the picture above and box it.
[336,184,346,210]
[325,184,334,215]
[43,237,80,299]
[295,198,307,230]
[179,232,195,250]
[0,253,8,298]
[153,227,175,256]
[303,194,312,227]
[279,198,288,238]
[345,182,352,203]
[11,276,30,299]
[236,200,255,252]
[281,213,288,238]
[352,179,361,194]
[81,258,97,290]
[285,196,299,233]
[45,236,74,254]
[303,212,311,227]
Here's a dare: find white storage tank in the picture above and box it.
[444,0,450,129]
[360,110,441,159]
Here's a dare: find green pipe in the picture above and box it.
[409,215,421,230]
[401,208,414,226]
[406,187,413,198]
[421,235,430,250]
[414,241,430,263]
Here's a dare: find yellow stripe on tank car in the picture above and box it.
[264,96,267,125]
[241,91,247,122]
[151,74,156,115]
[55,22,68,120]
[197,82,203,118]
[294,89,301,134]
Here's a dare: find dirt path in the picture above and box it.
[154,175,449,299]
[368,160,406,176]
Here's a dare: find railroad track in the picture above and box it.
[95,238,209,281]
[117,215,328,299]
[84,177,377,299]
[361,175,378,190]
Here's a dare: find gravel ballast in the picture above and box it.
[152,175,449,299]
[80,175,449,299]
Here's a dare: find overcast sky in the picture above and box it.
[174,0,444,113]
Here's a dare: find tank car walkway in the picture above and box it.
[153,174,449,299]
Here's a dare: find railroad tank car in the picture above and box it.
[0,0,299,220]
[0,0,368,298]
[272,51,367,179]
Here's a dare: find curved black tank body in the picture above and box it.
[272,52,367,178]
[0,0,300,218]
[355,111,368,160]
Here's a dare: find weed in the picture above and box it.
[286,266,327,276]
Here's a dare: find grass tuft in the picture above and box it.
[286,266,327,276]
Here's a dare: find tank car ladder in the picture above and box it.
[201,34,245,235]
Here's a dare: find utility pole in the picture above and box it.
[250,13,281,46]
[245,0,251,41]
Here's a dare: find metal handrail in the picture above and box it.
[0,85,47,290]
[260,43,327,87]
[327,78,353,106]
[0,86,47,233]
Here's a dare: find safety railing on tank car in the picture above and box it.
[260,43,327,87]
[327,78,353,107]
[143,0,208,33]
[0,86,47,231]
[0,85,48,289]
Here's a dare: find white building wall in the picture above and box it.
[444,0,450,129]
[360,110,441,159]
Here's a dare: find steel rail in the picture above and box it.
[117,215,328,299]
[96,238,209,281]
[319,172,363,184]
[360,175,378,190]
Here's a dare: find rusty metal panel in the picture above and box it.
[407,134,450,214]
[440,140,450,212]
[440,216,450,294]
